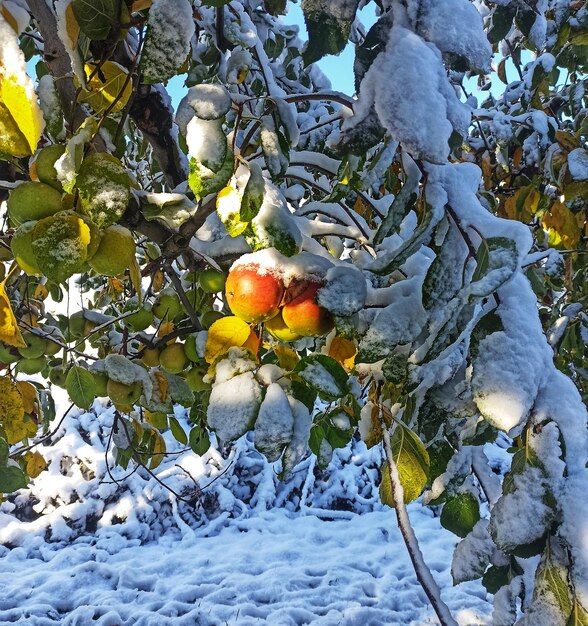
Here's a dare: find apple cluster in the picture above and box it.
[225,263,334,341]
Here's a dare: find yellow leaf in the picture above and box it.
[24,451,47,478]
[132,0,152,11]
[148,430,166,470]
[543,201,583,249]
[65,2,80,48]
[157,321,174,337]
[78,61,132,114]
[0,375,25,444]
[242,329,260,358]
[34,284,49,301]
[16,381,37,414]
[328,336,357,371]
[152,269,164,292]
[153,370,168,402]
[1,5,19,32]
[108,277,125,295]
[205,316,251,364]
[0,275,25,348]
[0,74,44,157]
[273,345,299,371]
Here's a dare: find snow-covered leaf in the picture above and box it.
[188,146,233,201]
[254,383,294,462]
[141,0,195,84]
[76,153,130,228]
[470,237,518,297]
[301,0,359,65]
[294,354,348,400]
[241,162,265,222]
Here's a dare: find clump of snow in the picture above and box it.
[360,277,428,361]
[471,275,552,434]
[345,25,470,164]
[37,75,63,139]
[176,84,231,124]
[451,519,495,584]
[416,0,492,72]
[229,249,333,287]
[207,371,262,442]
[489,467,553,552]
[282,397,312,475]
[254,383,294,462]
[184,117,227,172]
[317,265,367,316]
[214,347,256,384]
[248,181,302,256]
[567,148,588,181]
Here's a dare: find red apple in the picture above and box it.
[225,265,284,323]
[281,281,334,337]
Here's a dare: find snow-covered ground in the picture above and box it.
[0,392,493,626]
[0,508,491,625]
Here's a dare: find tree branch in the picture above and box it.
[379,402,459,626]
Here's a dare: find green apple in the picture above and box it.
[152,290,183,321]
[186,364,210,392]
[17,355,47,375]
[91,371,109,397]
[107,378,143,405]
[199,268,226,293]
[18,331,47,359]
[124,306,154,332]
[159,343,188,374]
[49,363,68,387]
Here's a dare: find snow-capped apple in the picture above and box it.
[225,265,284,323]
[281,281,334,337]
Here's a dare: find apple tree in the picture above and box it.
[0,0,586,624]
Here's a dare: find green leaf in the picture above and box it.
[567,601,588,626]
[470,237,518,297]
[189,426,210,456]
[382,354,408,385]
[482,565,512,595]
[72,0,116,41]
[0,437,8,466]
[294,354,348,400]
[0,464,28,492]
[241,163,265,222]
[440,493,480,537]
[188,146,233,201]
[489,5,516,44]
[65,366,96,410]
[301,0,360,65]
[169,416,188,445]
[380,425,430,506]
